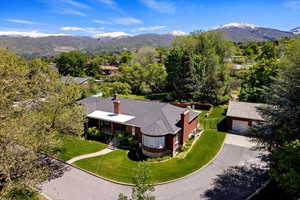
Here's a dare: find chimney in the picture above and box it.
[113,101,121,114]
[181,109,190,145]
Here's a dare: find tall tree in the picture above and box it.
[172,49,198,101]
[56,51,87,77]
[167,31,235,104]
[252,38,300,198]
[239,59,279,103]
[131,47,158,66]
[0,49,85,197]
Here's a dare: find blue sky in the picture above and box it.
[0,0,300,37]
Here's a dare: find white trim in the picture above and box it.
[87,110,135,123]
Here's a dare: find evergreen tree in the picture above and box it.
[252,38,300,198]
[173,49,198,101]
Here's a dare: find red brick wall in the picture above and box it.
[166,134,176,151]
[135,127,142,142]
[113,101,121,114]
[181,114,198,145]
[143,146,167,153]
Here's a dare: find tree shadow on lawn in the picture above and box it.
[202,163,269,200]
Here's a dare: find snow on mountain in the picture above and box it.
[93,32,130,39]
[214,23,258,30]
[168,30,188,36]
[290,27,300,35]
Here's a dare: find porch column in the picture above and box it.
[98,120,101,129]
[110,122,114,134]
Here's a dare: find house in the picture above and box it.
[80,96,200,157]
[61,76,92,88]
[226,101,267,133]
[101,65,118,75]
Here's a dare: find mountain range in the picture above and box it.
[0,23,298,57]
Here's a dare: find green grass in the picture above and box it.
[119,92,170,101]
[197,109,209,120]
[208,105,227,119]
[74,130,226,183]
[119,94,147,100]
[199,105,227,130]
[58,135,107,161]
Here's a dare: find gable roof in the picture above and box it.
[80,97,200,136]
[61,76,92,85]
[226,101,267,121]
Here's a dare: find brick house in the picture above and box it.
[226,101,267,133]
[81,96,200,157]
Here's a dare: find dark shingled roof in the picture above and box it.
[80,97,200,136]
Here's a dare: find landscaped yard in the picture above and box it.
[58,135,107,161]
[199,105,228,130]
[74,130,226,184]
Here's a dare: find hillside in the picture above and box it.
[0,34,175,58]
[214,23,293,42]
[0,23,298,57]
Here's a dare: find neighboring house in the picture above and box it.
[226,101,267,133]
[101,65,118,75]
[81,96,200,157]
[61,76,92,88]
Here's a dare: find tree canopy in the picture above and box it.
[0,49,85,198]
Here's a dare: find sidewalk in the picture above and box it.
[66,148,114,164]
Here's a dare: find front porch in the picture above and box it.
[88,118,127,136]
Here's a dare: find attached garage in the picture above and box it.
[232,120,249,133]
[226,101,267,134]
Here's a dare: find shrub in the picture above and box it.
[85,127,109,143]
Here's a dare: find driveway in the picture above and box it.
[41,135,267,200]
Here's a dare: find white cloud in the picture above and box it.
[61,0,90,9]
[168,30,188,36]
[6,19,37,25]
[132,25,167,32]
[93,19,111,24]
[0,30,70,38]
[60,9,87,16]
[98,0,116,7]
[93,31,130,38]
[283,0,300,9]
[60,26,104,34]
[114,17,142,25]
[140,0,175,13]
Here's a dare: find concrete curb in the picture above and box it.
[153,132,227,186]
[45,132,227,187]
[72,132,227,186]
[245,179,271,200]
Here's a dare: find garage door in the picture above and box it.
[232,120,249,133]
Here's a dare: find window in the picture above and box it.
[132,127,135,136]
[142,135,165,149]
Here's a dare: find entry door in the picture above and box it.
[232,120,249,133]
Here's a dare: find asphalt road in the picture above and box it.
[41,134,267,200]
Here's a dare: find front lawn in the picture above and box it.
[74,130,226,183]
[58,135,107,161]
